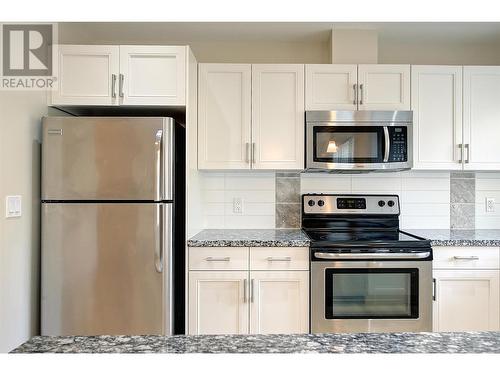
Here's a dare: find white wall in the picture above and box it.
[200,172,276,229]
[0,91,47,352]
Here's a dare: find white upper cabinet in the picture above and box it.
[357,64,411,110]
[198,64,252,169]
[252,64,305,170]
[51,45,120,106]
[51,45,186,107]
[305,64,357,110]
[411,66,463,170]
[119,46,186,106]
[463,66,500,170]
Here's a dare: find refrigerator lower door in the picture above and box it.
[42,117,173,201]
[41,203,173,336]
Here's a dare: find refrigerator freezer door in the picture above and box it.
[41,203,173,335]
[42,117,173,201]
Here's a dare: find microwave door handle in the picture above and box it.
[383,126,390,162]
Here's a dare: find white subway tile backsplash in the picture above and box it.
[352,176,402,192]
[476,178,500,191]
[400,203,450,216]
[201,172,276,229]
[401,190,450,203]
[300,174,351,193]
[401,215,450,229]
[402,177,449,191]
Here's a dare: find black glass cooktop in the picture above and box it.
[305,229,430,249]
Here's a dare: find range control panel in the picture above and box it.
[303,194,400,215]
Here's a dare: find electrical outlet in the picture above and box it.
[486,197,495,213]
[233,197,243,214]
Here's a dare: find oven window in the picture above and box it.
[325,268,419,319]
[313,126,384,163]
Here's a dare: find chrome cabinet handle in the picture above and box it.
[432,278,437,301]
[359,83,364,105]
[245,142,250,164]
[47,129,63,135]
[154,130,163,201]
[353,84,357,105]
[458,144,463,164]
[250,279,255,303]
[453,255,479,260]
[267,256,291,262]
[111,74,117,98]
[119,73,124,98]
[252,143,256,164]
[464,144,470,164]
[205,257,231,262]
[383,126,390,162]
[243,279,247,303]
[314,251,431,259]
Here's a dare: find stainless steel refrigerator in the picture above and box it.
[41,116,185,336]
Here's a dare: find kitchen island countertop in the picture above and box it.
[11,332,500,353]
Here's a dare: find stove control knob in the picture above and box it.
[317,200,325,207]
[308,200,315,207]
[388,200,395,207]
[378,200,386,207]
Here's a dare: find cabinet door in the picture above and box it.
[411,66,463,170]
[305,64,357,110]
[249,271,309,334]
[357,64,410,110]
[119,46,186,106]
[198,64,252,169]
[433,269,500,332]
[188,271,249,335]
[51,45,119,106]
[463,66,500,170]
[252,64,305,170]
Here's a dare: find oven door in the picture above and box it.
[311,260,432,333]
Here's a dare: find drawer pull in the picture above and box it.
[267,256,292,262]
[205,257,231,262]
[453,256,479,261]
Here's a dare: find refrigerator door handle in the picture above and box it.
[155,130,163,201]
[163,204,174,334]
[155,204,164,273]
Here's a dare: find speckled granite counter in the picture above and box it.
[407,229,500,247]
[187,229,310,247]
[11,332,500,353]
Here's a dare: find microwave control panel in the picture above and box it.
[388,127,407,162]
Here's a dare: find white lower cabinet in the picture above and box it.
[249,271,309,334]
[432,246,500,332]
[188,247,309,335]
[188,271,249,335]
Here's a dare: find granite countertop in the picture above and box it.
[407,229,500,247]
[188,229,500,248]
[187,229,310,247]
[11,332,500,353]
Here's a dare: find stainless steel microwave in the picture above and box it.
[306,111,413,172]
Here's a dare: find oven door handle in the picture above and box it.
[313,251,431,259]
[383,126,390,162]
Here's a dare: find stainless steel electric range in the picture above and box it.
[302,194,433,334]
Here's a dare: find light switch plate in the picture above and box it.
[5,195,22,218]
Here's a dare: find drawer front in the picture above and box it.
[250,247,309,271]
[433,246,500,269]
[189,247,249,271]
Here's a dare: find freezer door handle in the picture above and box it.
[155,130,163,201]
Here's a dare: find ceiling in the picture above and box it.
[59,22,500,44]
